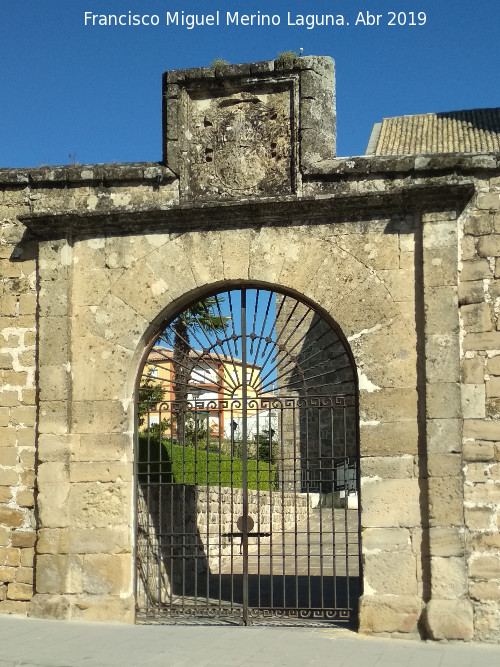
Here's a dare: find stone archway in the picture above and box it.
[31,219,419,629]
[135,284,360,625]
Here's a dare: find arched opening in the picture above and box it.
[135,285,360,625]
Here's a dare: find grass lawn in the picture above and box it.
[138,436,276,490]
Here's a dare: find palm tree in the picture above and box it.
[169,295,229,446]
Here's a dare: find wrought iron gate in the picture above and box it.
[136,288,360,624]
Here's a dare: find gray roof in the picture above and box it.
[367,108,500,155]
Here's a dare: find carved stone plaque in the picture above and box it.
[185,87,293,199]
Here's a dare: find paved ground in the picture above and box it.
[1,615,500,667]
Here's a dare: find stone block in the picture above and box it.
[20,548,34,567]
[428,527,464,557]
[28,593,71,620]
[464,213,495,236]
[0,487,12,503]
[464,483,500,504]
[423,247,457,286]
[422,220,457,249]
[461,302,493,333]
[39,365,68,402]
[426,383,461,419]
[0,599,29,614]
[0,468,19,486]
[0,547,20,567]
[489,280,500,299]
[362,527,411,553]
[468,533,500,551]
[0,507,23,528]
[69,481,131,529]
[69,462,131,483]
[36,529,69,555]
[77,432,131,462]
[361,478,421,528]
[82,554,132,595]
[69,595,134,623]
[359,594,423,634]
[477,234,500,257]
[360,388,417,422]
[461,259,491,281]
[68,528,131,555]
[463,440,494,461]
[7,582,33,601]
[463,419,499,441]
[359,421,418,456]
[461,384,486,419]
[486,356,500,376]
[38,401,69,435]
[486,377,500,398]
[465,508,494,531]
[423,599,473,640]
[71,400,129,435]
[458,280,484,305]
[427,453,462,477]
[37,462,69,485]
[424,286,458,334]
[0,566,15,583]
[37,483,70,528]
[462,356,485,384]
[428,477,463,526]
[469,581,500,601]
[360,456,414,479]
[461,235,476,260]
[430,556,467,598]
[0,407,9,427]
[477,193,500,210]
[425,333,459,383]
[0,447,17,466]
[427,419,461,454]
[35,554,82,595]
[466,462,490,483]
[469,555,500,579]
[11,532,36,548]
[15,567,34,585]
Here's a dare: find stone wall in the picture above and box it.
[459,181,500,642]
[0,57,499,642]
[0,186,37,614]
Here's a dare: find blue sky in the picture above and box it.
[1,1,499,167]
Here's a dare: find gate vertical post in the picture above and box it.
[241,289,249,624]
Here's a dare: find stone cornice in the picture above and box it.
[20,179,474,240]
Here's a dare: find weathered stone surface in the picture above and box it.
[460,302,493,333]
[461,384,486,419]
[430,556,467,598]
[463,440,495,461]
[359,595,423,634]
[477,234,500,257]
[82,554,131,596]
[462,356,485,384]
[424,599,474,640]
[428,477,463,526]
[427,419,461,454]
[461,259,491,281]
[469,555,500,579]
[364,551,418,595]
[428,527,464,557]
[359,421,418,456]
[361,478,421,528]
[458,280,485,305]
